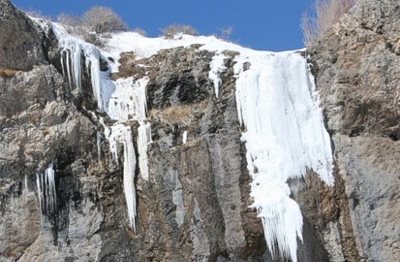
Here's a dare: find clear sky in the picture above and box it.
[12,0,313,51]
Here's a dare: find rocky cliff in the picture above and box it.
[0,0,399,261]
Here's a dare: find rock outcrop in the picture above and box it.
[310,0,400,260]
[0,0,48,70]
[0,0,399,261]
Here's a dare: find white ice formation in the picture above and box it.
[51,23,152,231]
[234,51,333,261]
[39,19,333,261]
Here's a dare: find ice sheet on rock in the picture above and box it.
[107,77,149,121]
[234,51,333,262]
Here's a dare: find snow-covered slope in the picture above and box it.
[46,22,333,262]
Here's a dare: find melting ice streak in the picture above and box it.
[33,18,333,261]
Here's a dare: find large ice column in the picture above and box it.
[234,51,333,262]
[36,163,57,216]
[107,124,138,230]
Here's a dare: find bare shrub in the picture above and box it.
[161,24,199,39]
[302,0,356,46]
[57,13,82,27]
[24,9,53,21]
[216,26,234,40]
[83,6,128,33]
[133,28,147,36]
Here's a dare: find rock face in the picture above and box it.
[309,0,400,261]
[0,0,399,262]
[0,0,48,70]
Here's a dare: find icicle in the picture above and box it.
[107,124,137,230]
[52,23,107,111]
[24,174,28,192]
[36,163,57,216]
[45,163,57,215]
[234,51,333,262]
[97,131,102,162]
[182,131,188,144]
[36,173,43,222]
[137,122,151,181]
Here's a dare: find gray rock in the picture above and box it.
[310,0,400,261]
[0,0,47,70]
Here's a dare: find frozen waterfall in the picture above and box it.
[234,51,333,262]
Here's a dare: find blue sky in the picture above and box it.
[13,0,313,51]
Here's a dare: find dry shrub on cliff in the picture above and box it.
[58,7,127,34]
[58,13,82,27]
[57,7,127,47]
[150,105,192,124]
[302,0,356,45]
[83,6,128,33]
[149,101,208,125]
[161,24,199,39]
[0,68,19,78]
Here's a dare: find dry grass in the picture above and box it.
[149,101,208,125]
[0,68,19,78]
[150,105,192,124]
[302,0,357,46]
